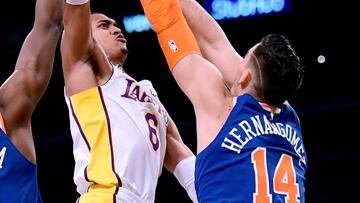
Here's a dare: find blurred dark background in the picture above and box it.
[1,0,359,202]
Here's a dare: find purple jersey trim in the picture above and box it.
[69,99,91,150]
[98,86,122,202]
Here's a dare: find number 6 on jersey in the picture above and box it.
[145,112,159,151]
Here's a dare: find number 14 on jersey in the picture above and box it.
[252,147,300,203]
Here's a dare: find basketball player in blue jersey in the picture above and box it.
[61,0,197,202]
[140,0,306,202]
[0,0,63,202]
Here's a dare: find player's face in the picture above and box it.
[91,14,128,60]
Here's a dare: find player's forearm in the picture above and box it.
[180,0,242,88]
[173,156,198,203]
[164,118,194,173]
[164,128,197,202]
[13,0,64,99]
[180,0,228,52]
[164,137,192,173]
[63,0,92,61]
[64,0,90,38]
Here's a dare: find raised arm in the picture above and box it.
[0,0,63,162]
[139,0,228,108]
[61,0,97,96]
[140,0,232,152]
[179,0,243,87]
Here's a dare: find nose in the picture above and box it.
[112,26,121,35]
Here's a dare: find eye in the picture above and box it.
[99,23,108,29]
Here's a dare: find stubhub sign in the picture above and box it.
[123,0,291,33]
[205,0,290,20]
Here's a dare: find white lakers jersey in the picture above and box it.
[65,66,168,203]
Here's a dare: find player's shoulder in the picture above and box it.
[283,101,297,114]
[282,101,301,124]
[138,79,158,98]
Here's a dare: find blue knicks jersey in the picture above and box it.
[0,128,43,202]
[195,94,307,203]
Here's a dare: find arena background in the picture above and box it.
[1,0,359,202]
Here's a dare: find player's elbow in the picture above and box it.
[33,16,63,38]
[50,10,64,31]
[35,0,64,32]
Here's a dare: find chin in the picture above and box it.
[121,47,128,54]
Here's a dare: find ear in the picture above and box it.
[239,69,251,89]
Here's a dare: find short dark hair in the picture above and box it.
[253,33,304,106]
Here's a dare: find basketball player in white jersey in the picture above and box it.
[61,0,197,202]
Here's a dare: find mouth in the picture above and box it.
[116,34,127,43]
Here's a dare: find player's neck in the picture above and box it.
[109,60,124,72]
[109,52,126,68]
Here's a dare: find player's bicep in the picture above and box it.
[12,27,62,109]
[199,39,243,88]
[0,71,35,125]
[61,2,97,96]
[172,54,226,111]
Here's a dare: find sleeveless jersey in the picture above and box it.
[195,93,307,203]
[0,113,43,202]
[65,67,168,203]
